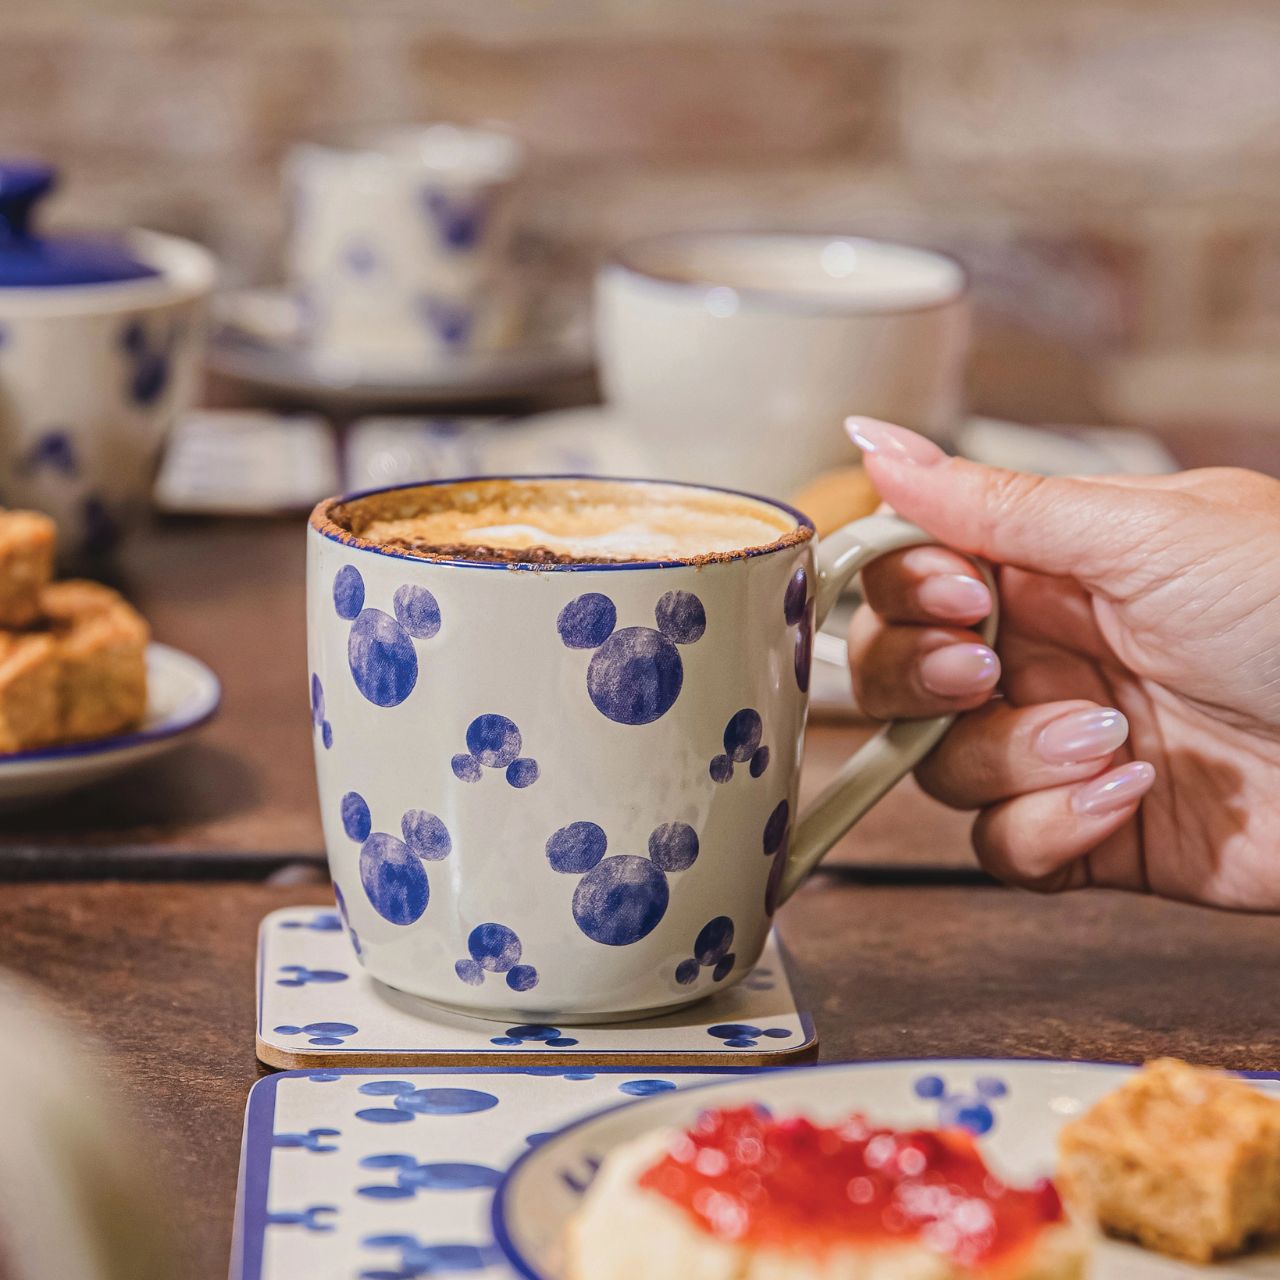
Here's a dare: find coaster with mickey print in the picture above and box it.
[257,907,816,1069]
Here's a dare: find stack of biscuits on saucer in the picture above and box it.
[0,511,148,752]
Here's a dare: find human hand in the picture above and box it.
[845,417,1280,910]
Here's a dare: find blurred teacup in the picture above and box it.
[286,124,526,366]
[596,232,970,499]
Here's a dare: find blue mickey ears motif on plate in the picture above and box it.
[557,590,706,725]
[546,818,699,945]
[341,791,452,925]
[333,565,442,708]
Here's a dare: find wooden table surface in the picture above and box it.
[2,875,1276,1279]
[3,426,1278,1280]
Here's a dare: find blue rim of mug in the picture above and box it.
[603,231,969,318]
[490,1056,1280,1280]
[310,473,816,571]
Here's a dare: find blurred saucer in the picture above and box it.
[206,287,593,410]
[0,644,220,808]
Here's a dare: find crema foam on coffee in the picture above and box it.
[328,478,805,565]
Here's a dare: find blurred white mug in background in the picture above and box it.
[285,124,527,369]
[595,232,970,499]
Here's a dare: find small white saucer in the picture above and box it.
[207,288,593,410]
[0,642,221,807]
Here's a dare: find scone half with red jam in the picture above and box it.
[567,1106,1088,1280]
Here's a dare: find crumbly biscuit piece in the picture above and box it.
[789,466,879,538]
[0,510,56,628]
[1058,1057,1280,1262]
[40,580,149,741]
[0,632,61,752]
[568,1131,1088,1280]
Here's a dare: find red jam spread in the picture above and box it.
[637,1106,1064,1273]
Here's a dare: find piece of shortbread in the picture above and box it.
[0,632,60,752]
[0,510,56,628]
[1058,1057,1280,1262]
[40,580,149,741]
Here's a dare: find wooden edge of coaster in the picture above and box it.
[255,1036,819,1072]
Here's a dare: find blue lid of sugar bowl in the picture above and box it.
[0,161,161,287]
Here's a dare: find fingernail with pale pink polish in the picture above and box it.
[1071,761,1156,816]
[919,643,1000,697]
[918,574,992,621]
[1037,707,1129,765]
[845,417,947,467]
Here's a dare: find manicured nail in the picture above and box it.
[1071,761,1156,816]
[918,574,992,622]
[845,417,947,466]
[1037,707,1129,765]
[919,643,1000,697]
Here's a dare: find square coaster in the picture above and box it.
[257,907,816,1068]
[231,1066,754,1280]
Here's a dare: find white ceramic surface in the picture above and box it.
[495,1059,1280,1280]
[257,904,812,1065]
[0,231,215,553]
[286,124,526,363]
[0,642,220,806]
[306,478,996,1021]
[595,232,970,499]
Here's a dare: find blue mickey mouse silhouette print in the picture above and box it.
[120,318,176,406]
[420,187,491,251]
[310,674,333,749]
[709,709,770,783]
[708,1023,793,1050]
[341,791,451,925]
[333,564,441,707]
[362,1233,501,1278]
[547,818,699,945]
[784,564,814,693]
[675,916,736,985]
[913,1073,1008,1135]
[455,923,539,992]
[451,714,539,787]
[333,884,363,959]
[557,590,705,725]
[763,798,790,915]
[357,1152,501,1200]
[417,294,474,348]
[277,964,348,987]
[489,1023,579,1048]
[273,1021,358,1047]
[19,428,77,477]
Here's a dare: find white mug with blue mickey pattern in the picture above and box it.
[307,477,997,1022]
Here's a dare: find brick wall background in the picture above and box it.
[7,0,1280,427]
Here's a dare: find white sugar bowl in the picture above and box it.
[0,162,216,554]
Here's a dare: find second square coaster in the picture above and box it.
[257,906,816,1069]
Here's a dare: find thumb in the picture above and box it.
[845,417,1173,583]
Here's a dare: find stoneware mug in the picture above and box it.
[285,124,525,367]
[596,232,970,501]
[307,477,997,1022]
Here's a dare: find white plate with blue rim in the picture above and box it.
[493,1058,1280,1280]
[0,642,220,807]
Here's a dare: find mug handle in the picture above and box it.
[775,513,999,905]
